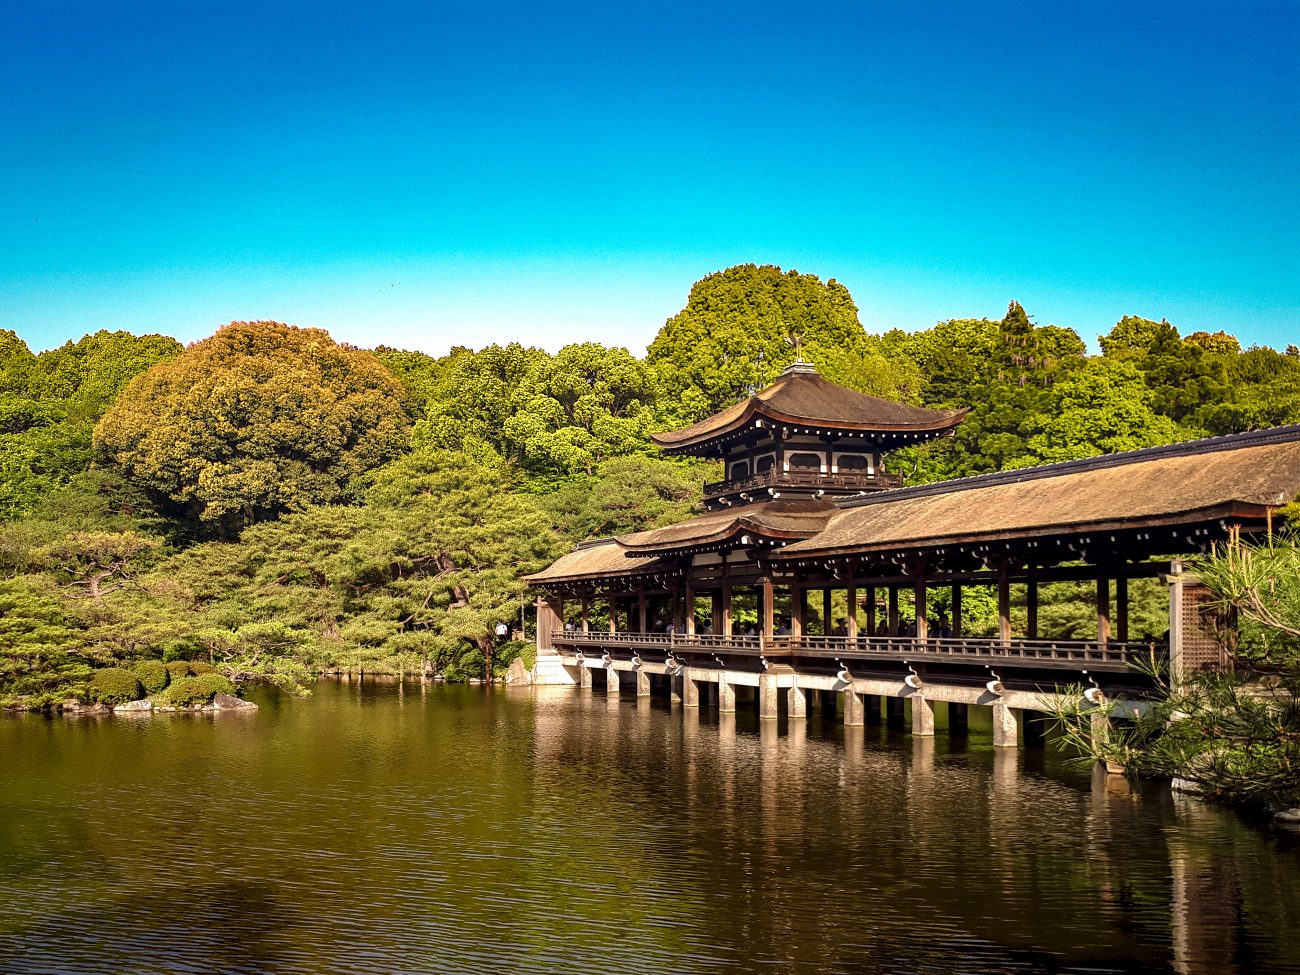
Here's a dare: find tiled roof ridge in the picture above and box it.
[839,424,1300,509]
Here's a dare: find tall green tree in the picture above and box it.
[94,321,408,532]
[646,264,915,422]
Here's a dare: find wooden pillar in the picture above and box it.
[721,584,733,635]
[914,571,928,641]
[759,577,775,637]
[998,562,1012,645]
[1097,575,1111,646]
[580,597,589,633]
[951,584,963,638]
[1026,578,1038,640]
[536,595,563,650]
[710,591,723,634]
[888,587,900,635]
[791,584,805,637]
[822,588,833,636]
[685,584,696,636]
[846,584,858,638]
[637,592,649,633]
[864,585,876,636]
[1116,575,1129,642]
[609,596,618,634]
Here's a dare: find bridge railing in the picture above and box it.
[551,630,1160,672]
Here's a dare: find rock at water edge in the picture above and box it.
[212,692,258,711]
[505,657,533,685]
[114,699,153,712]
[1276,808,1300,823]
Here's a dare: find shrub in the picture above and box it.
[166,660,192,681]
[159,673,236,708]
[134,660,169,695]
[90,668,145,706]
[188,660,215,676]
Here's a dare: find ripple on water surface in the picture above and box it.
[2,680,1299,974]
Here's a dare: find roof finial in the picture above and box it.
[784,330,806,363]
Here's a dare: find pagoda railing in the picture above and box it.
[551,630,1160,673]
[703,468,903,499]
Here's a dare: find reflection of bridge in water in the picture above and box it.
[527,685,1274,973]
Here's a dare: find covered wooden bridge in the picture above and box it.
[527,363,1300,745]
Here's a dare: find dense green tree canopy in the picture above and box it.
[647,264,917,422]
[94,321,407,530]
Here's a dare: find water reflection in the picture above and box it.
[0,680,1297,974]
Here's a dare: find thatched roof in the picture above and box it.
[524,538,675,585]
[651,362,966,455]
[615,499,836,555]
[778,426,1300,559]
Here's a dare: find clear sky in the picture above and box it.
[1,1,1296,354]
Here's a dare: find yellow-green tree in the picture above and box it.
[94,321,407,532]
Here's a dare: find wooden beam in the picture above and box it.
[846,583,858,638]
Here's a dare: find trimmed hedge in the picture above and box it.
[134,660,169,695]
[159,673,236,708]
[165,660,191,681]
[90,668,145,706]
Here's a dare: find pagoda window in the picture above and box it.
[730,460,751,480]
[789,452,824,472]
[756,454,776,473]
[837,454,870,471]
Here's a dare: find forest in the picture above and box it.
[3,263,1300,711]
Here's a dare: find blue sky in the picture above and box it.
[1,1,1296,354]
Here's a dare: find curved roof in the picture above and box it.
[651,362,967,455]
[615,499,836,556]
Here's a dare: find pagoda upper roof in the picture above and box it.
[650,361,967,455]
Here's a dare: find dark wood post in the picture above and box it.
[760,577,775,637]
[951,584,963,638]
[581,597,590,634]
[1026,578,1038,640]
[888,586,899,635]
[721,584,733,635]
[997,561,1012,645]
[822,588,833,636]
[864,585,876,636]
[1097,576,1111,646]
[846,584,858,638]
[791,583,805,638]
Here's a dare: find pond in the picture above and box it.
[1,679,1298,974]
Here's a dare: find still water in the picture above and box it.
[1,679,1298,975]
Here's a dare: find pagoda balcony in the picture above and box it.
[551,630,1161,675]
[703,467,904,501]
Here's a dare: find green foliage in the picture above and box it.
[646,264,916,423]
[94,321,408,532]
[1049,536,1300,812]
[413,342,662,478]
[133,659,169,694]
[89,667,144,705]
[0,330,181,519]
[158,672,236,708]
